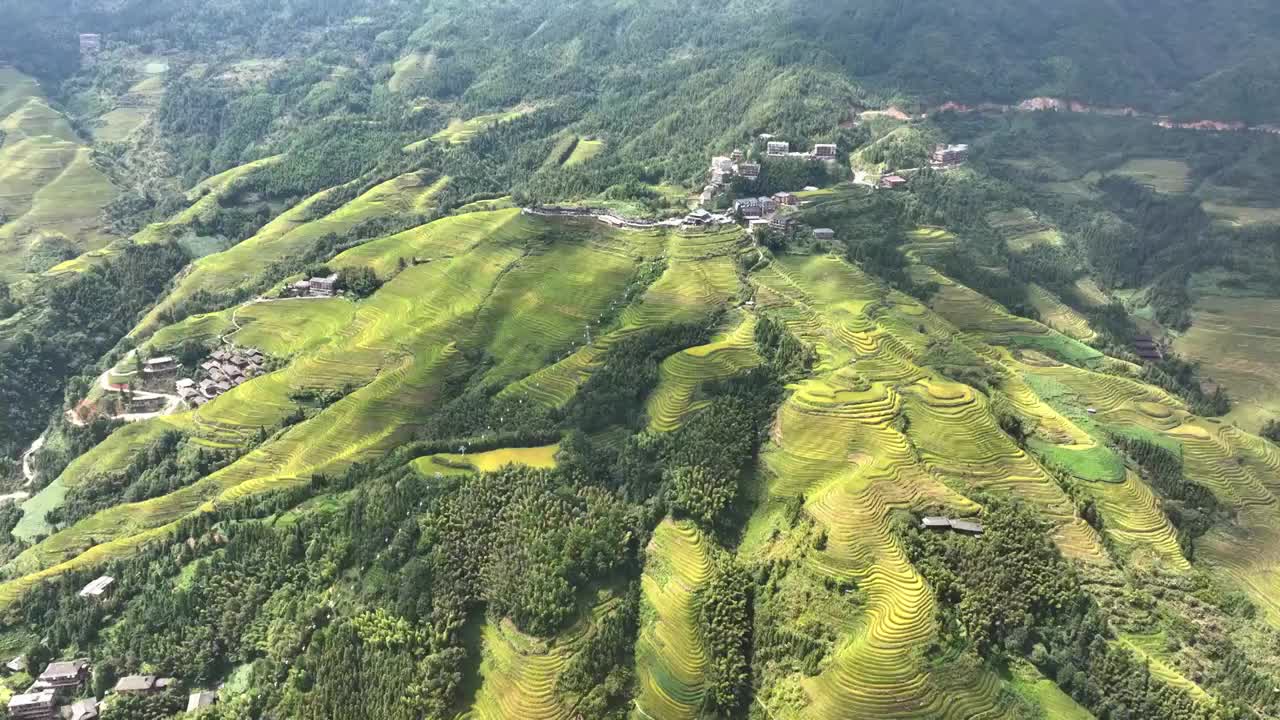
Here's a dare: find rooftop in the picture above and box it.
[8,689,55,709]
[187,691,217,711]
[39,659,88,681]
[950,519,985,534]
[80,575,114,597]
[114,674,157,693]
[70,698,98,720]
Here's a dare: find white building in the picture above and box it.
[79,576,114,599]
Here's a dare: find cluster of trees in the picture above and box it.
[698,557,753,715]
[49,431,239,529]
[0,243,189,461]
[1112,435,1223,558]
[903,498,1248,719]
[1263,420,1280,444]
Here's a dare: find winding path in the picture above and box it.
[19,432,45,486]
[66,350,184,427]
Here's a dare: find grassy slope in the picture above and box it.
[0,68,119,283]
[130,170,443,338]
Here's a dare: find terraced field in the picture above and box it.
[1091,471,1189,571]
[426,108,530,145]
[388,51,435,93]
[562,138,604,167]
[470,595,625,720]
[7,197,1280,717]
[93,58,168,141]
[1027,284,1097,342]
[131,170,444,337]
[1174,294,1280,432]
[0,212,715,602]
[743,253,1106,717]
[920,266,1102,367]
[633,520,712,720]
[646,311,760,432]
[987,208,1064,252]
[505,226,740,409]
[0,68,118,281]
[412,445,560,477]
[1111,158,1191,194]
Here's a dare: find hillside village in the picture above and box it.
[5,575,217,719]
[693,136,970,244]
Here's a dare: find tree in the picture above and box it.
[1262,419,1280,444]
[340,266,382,299]
[669,465,734,527]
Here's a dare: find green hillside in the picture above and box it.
[0,2,1278,720]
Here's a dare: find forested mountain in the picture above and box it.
[0,2,1279,719]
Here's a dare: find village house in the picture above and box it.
[710,169,733,186]
[1133,334,1164,362]
[79,576,114,600]
[748,218,772,235]
[879,174,909,190]
[733,198,763,218]
[766,140,790,157]
[142,357,177,374]
[683,209,713,226]
[813,228,835,241]
[5,656,27,675]
[309,274,339,298]
[769,213,796,234]
[811,143,838,159]
[920,516,984,535]
[8,689,56,720]
[187,691,217,712]
[69,698,98,720]
[711,156,734,173]
[757,196,778,214]
[772,191,798,207]
[931,143,970,167]
[129,395,168,413]
[729,148,744,162]
[699,185,716,206]
[114,675,176,696]
[32,659,89,691]
[737,162,761,179]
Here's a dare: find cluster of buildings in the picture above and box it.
[700,139,838,208]
[5,575,218,718]
[285,273,340,298]
[763,138,839,161]
[920,516,986,535]
[178,347,266,407]
[5,660,213,720]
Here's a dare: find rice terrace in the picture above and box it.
[1,2,1280,719]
